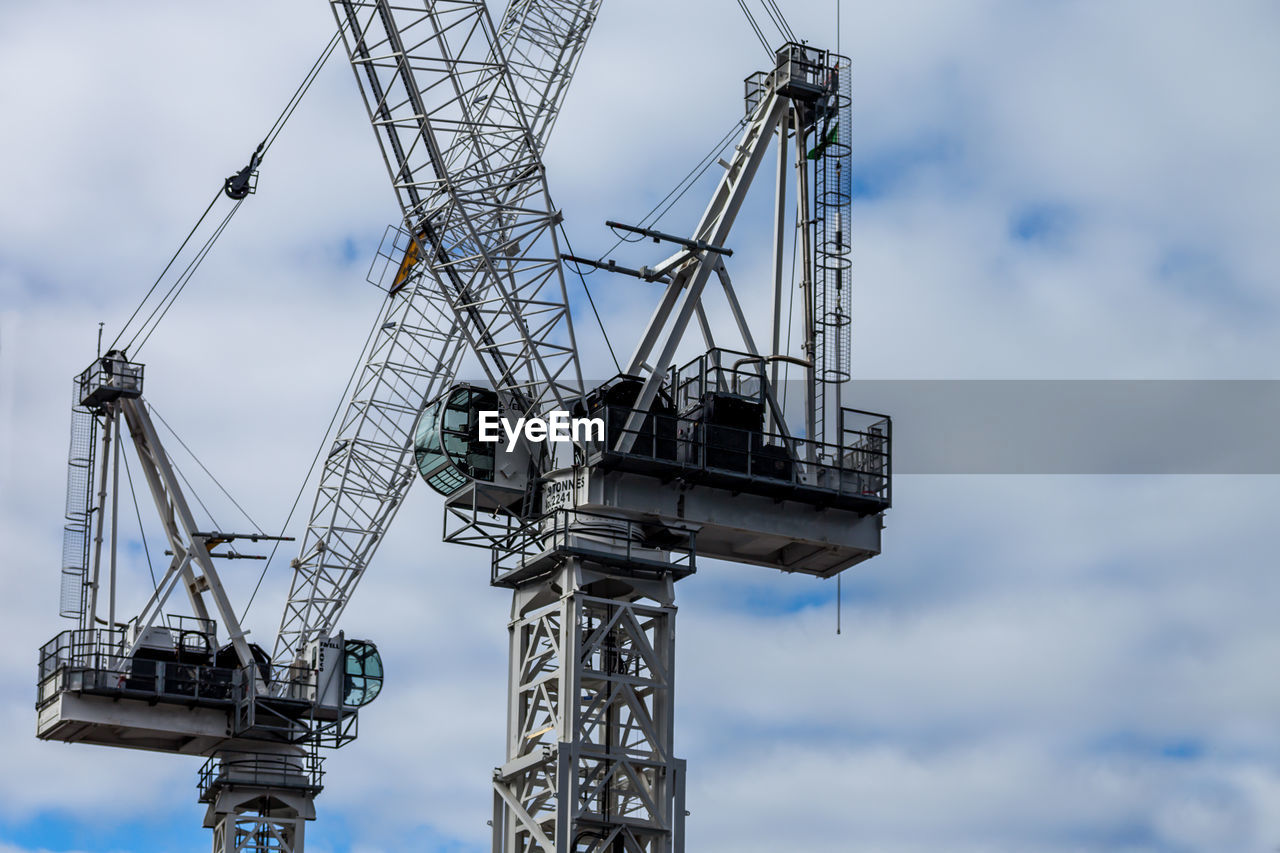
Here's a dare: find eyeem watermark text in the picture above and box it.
[477,411,603,446]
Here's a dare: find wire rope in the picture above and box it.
[169,451,221,534]
[111,28,343,354]
[241,301,385,620]
[107,190,221,353]
[130,199,243,354]
[559,224,621,373]
[759,0,796,43]
[150,403,265,534]
[736,0,774,57]
[120,449,159,594]
[582,117,745,270]
[259,28,344,158]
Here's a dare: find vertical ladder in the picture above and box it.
[811,57,853,447]
[60,382,97,625]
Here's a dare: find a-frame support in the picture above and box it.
[116,396,255,669]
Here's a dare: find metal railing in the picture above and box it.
[40,629,305,708]
[744,42,831,116]
[39,628,126,679]
[670,348,767,412]
[492,508,696,585]
[76,355,143,410]
[236,658,359,748]
[198,751,324,802]
[591,404,891,509]
[38,628,361,748]
[773,42,829,96]
[38,628,242,708]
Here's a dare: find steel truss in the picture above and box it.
[496,0,602,149]
[210,809,307,853]
[329,0,583,411]
[275,0,600,665]
[494,560,684,852]
[202,751,323,853]
[207,785,314,853]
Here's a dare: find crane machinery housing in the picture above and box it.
[35,3,891,852]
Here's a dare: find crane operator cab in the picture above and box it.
[302,632,384,716]
[412,384,532,506]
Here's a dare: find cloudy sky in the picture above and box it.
[2,1,1279,851]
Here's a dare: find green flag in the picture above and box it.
[807,122,839,161]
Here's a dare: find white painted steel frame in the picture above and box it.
[274,0,600,665]
[493,561,684,852]
[117,397,255,668]
[618,90,790,453]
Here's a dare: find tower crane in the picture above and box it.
[35,2,605,852]
[303,3,889,851]
[36,2,890,851]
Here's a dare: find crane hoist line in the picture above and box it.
[36,3,890,853]
[109,27,342,359]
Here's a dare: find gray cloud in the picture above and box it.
[2,1,1279,851]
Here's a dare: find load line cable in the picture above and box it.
[558,223,620,373]
[129,199,243,355]
[150,403,266,535]
[109,27,343,356]
[120,449,159,594]
[761,0,796,43]
[241,302,384,620]
[168,449,222,535]
[108,189,222,355]
[572,116,744,273]
[560,113,750,373]
[736,0,774,57]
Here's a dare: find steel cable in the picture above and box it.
[110,28,343,355]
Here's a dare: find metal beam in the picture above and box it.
[769,116,790,414]
[616,92,789,453]
[120,398,254,669]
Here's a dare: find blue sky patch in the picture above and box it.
[850,132,962,200]
[1008,202,1076,247]
[1089,731,1206,763]
[1156,245,1269,319]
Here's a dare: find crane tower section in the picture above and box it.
[37,3,610,851]
[37,354,385,852]
[400,44,891,852]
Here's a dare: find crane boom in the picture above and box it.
[273,0,598,664]
[495,0,602,150]
[335,0,583,407]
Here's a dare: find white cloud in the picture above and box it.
[1,1,1278,851]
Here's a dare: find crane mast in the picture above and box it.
[479,49,888,852]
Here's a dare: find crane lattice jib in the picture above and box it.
[494,0,602,151]
[333,0,582,413]
[273,0,596,664]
